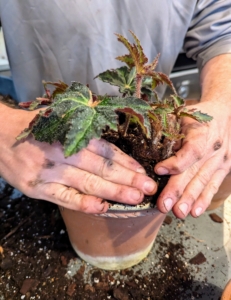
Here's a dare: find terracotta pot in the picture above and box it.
[221,279,231,300]
[59,203,165,270]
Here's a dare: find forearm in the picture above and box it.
[200,54,231,105]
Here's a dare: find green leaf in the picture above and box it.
[129,30,148,66]
[96,66,153,99]
[21,82,152,156]
[179,110,213,123]
[160,111,168,130]
[43,80,69,99]
[116,54,134,68]
[154,106,174,115]
[95,66,136,96]
[115,33,134,58]
[115,32,148,73]
[171,95,185,107]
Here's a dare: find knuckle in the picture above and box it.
[185,140,205,160]
[171,164,184,173]
[207,181,219,195]
[58,186,76,205]
[197,172,210,187]
[82,173,101,194]
[99,158,114,179]
[130,172,141,187]
[57,187,90,212]
[190,146,203,161]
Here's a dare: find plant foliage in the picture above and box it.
[17,31,213,158]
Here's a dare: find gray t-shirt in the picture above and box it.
[0,0,231,102]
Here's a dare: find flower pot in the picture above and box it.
[59,203,165,270]
[221,279,231,300]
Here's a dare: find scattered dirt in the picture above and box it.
[163,215,173,225]
[189,252,207,265]
[209,213,223,223]
[0,179,223,299]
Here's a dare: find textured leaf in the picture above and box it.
[147,53,160,71]
[156,72,176,94]
[117,104,151,137]
[160,111,168,130]
[179,110,213,123]
[154,106,174,115]
[19,82,152,156]
[115,32,148,73]
[95,66,136,96]
[171,95,185,107]
[18,98,53,110]
[115,33,135,60]
[129,30,148,66]
[96,66,153,98]
[116,54,134,68]
[43,80,69,99]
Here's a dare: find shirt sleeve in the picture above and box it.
[183,0,231,71]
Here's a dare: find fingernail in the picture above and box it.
[156,167,169,175]
[130,189,142,202]
[195,206,202,217]
[136,167,146,174]
[144,180,156,193]
[164,198,173,211]
[179,203,188,216]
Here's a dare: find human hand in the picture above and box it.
[0,104,157,214]
[155,100,231,218]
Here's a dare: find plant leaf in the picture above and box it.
[179,110,213,123]
[96,66,153,99]
[95,66,136,96]
[116,54,134,68]
[19,82,152,156]
[43,80,69,99]
[170,95,185,107]
[115,32,148,73]
[129,30,148,66]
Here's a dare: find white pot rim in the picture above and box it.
[94,202,162,218]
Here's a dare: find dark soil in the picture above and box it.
[102,114,170,207]
[0,179,222,300]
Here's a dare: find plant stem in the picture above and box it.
[135,74,143,98]
[123,114,131,136]
[163,140,175,159]
[153,130,162,145]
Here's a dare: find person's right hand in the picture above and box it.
[0,104,157,214]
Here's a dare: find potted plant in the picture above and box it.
[17,31,212,270]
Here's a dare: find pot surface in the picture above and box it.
[60,205,165,270]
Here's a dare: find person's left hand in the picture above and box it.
[155,99,231,219]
